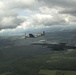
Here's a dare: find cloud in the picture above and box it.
[39,0,76,25]
[0,9,25,29]
[60,9,76,16]
[15,12,67,32]
[0,16,25,29]
[30,13,66,26]
[0,0,43,30]
[40,0,76,17]
[2,0,42,10]
[39,0,76,8]
[0,0,76,35]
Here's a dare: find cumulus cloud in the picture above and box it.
[0,0,43,30]
[2,0,42,10]
[39,0,76,8]
[30,13,66,26]
[40,0,76,17]
[0,16,25,29]
[0,0,76,35]
[60,9,76,16]
[39,0,76,24]
[14,12,67,32]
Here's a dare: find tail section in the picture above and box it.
[41,31,45,36]
[43,31,45,35]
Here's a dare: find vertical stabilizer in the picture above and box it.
[41,31,45,36]
[43,31,45,35]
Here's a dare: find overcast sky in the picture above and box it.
[0,0,76,35]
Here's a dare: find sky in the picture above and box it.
[0,0,76,35]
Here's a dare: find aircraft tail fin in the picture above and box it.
[41,31,45,36]
[43,31,45,35]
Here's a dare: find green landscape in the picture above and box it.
[0,46,76,75]
[0,31,76,75]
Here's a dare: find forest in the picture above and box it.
[0,46,76,75]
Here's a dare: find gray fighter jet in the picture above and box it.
[25,31,45,39]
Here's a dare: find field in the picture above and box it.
[39,69,76,75]
[0,31,76,75]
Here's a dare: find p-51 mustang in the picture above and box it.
[25,31,45,39]
[31,40,76,51]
